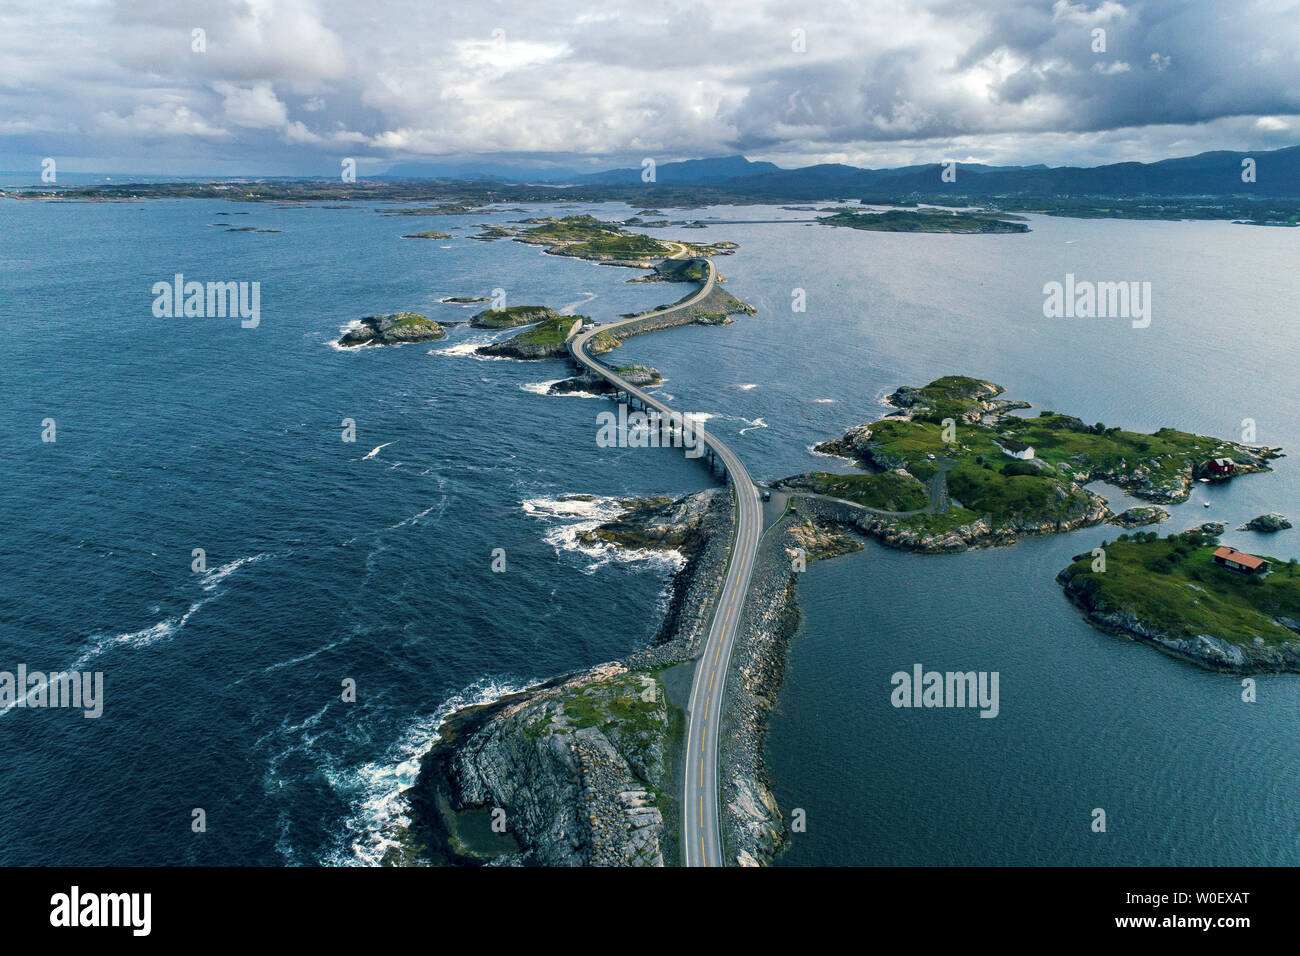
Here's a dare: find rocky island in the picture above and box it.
[549,364,663,395]
[338,312,446,347]
[779,375,1281,553]
[470,214,735,266]
[1241,513,1292,532]
[1057,528,1300,672]
[476,314,604,360]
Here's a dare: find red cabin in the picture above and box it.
[1213,546,1268,575]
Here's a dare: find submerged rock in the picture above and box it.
[1109,506,1170,528]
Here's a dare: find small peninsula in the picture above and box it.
[338,312,446,347]
[1057,528,1300,672]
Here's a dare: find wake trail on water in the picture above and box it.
[0,553,272,718]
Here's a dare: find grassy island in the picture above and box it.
[781,375,1281,553]
[469,305,562,329]
[468,214,733,263]
[1058,529,1300,671]
[820,209,1029,233]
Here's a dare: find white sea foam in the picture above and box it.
[736,383,759,391]
[808,443,854,463]
[326,677,532,866]
[519,379,562,396]
[520,380,604,399]
[738,416,767,435]
[813,398,836,404]
[522,494,687,574]
[430,337,513,360]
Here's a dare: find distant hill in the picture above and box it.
[715,146,1300,199]
[376,147,1298,199]
[578,154,781,185]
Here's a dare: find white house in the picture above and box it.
[996,438,1035,460]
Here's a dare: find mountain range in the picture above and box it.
[385,146,1300,199]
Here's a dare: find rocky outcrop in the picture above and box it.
[577,494,706,550]
[1109,506,1170,528]
[549,365,663,396]
[409,488,737,866]
[338,312,446,347]
[409,663,669,866]
[1241,513,1292,532]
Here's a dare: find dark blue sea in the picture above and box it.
[2,197,1297,864]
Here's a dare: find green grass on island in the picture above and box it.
[1060,530,1300,648]
[385,311,437,329]
[470,304,561,328]
[785,470,930,512]
[812,375,1278,533]
[518,215,676,259]
[820,209,1030,233]
[507,314,584,346]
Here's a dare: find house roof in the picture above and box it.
[998,438,1033,452]
[1213,546,1267,570]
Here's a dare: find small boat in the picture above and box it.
[1198,477,1210,483]
[1203,501,1211,508]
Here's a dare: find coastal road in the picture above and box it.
[569,251,761,868]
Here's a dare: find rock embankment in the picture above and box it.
[719,507,862,866]
[610,284,756,340]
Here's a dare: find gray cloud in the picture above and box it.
[0,0,1295,175]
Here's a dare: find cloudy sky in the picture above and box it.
[2,0,1297,177]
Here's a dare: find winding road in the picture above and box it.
[568,249,761,868]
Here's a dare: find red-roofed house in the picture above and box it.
[1213,546,1268,575]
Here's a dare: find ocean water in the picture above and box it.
[2,197,1297,865]
[0,198,711,865]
